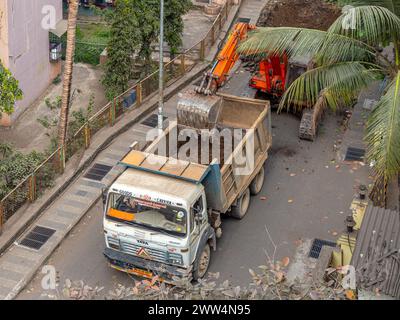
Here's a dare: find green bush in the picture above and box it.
[61,23,109,65]
[74,41,106,65]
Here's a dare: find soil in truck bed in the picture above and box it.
[257,0,341,30]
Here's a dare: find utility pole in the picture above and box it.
[158,0,164,131]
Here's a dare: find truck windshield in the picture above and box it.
[106,193,187,237]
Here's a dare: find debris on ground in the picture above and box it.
[63,279,104,300]
[257,0,341,30]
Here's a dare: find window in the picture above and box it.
[106,193,187,237]
[191,195,204,233]
[193,196,204,214]
[49,42,62,62]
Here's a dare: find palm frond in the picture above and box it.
[238,27,375,64]
[366,72,400,181]
[279,61,383,112]
[329,5,400,45]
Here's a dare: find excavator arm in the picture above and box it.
[195,18,254,95]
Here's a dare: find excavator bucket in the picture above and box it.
[177,89,223,130]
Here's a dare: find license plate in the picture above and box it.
[111,264,153,279]
[129,268,153,279]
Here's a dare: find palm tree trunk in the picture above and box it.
[58,0,79,147]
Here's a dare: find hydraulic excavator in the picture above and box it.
[195,18,288,97]
[189,18,322,141]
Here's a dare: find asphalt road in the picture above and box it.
[17,109,370,299]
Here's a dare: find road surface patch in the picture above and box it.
[75,190,88,197]
[39,219,70,232]
[56,209,81,220]
[0,268,24,282]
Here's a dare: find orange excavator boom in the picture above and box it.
[195,18,254,95]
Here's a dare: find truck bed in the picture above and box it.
[120,93,271,213]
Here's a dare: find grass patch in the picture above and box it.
[62,23,110,65]
[76,23,110,44]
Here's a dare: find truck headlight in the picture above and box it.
[107,236,120,250]
[167,253,183,266]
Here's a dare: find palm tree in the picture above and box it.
[58,0,79,147]
[238,4,400,206]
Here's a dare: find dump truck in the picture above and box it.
[102,93,272,282]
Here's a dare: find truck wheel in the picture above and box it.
[193,244,211,281]
[231,188,251,220]
[250,166,265,195]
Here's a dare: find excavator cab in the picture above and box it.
[249,53,288,97]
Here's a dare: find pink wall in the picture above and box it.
[0,0,63,125]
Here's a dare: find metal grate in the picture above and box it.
[19,226,56,250]
[344,147,365,162]
[238,17,251,24]
[84,163,113,181]
[141,114,167,128]
[308,238,337,259]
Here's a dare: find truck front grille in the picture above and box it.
[120,241,168,263]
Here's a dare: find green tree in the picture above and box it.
[239,4,400,205]
[102,0,140,99]
[134,0,159,74]
[134,0,191,74]
[102,0,191,97]
[164,0,192,56]
[0,61,23,115]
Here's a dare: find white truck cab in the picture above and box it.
[103,168,216,282]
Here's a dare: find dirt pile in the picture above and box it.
[257,0,341,30]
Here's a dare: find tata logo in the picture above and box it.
[137,247,152,259]
[137,239,149,246]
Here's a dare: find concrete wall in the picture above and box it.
[0,0,63,126]
[0,1,10,67]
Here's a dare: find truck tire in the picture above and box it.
[250,166,265,195]
[193,244,211,281]
[231,188,251,220]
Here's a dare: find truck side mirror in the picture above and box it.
[194,207,204,225]
[194,213,201,224]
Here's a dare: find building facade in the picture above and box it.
[0,0,65,126]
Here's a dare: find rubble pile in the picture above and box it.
[257,0,341,30]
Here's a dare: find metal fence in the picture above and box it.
[0,0,237,234]
[61,38,107,66]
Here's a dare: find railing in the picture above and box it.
[0,0,237,234]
